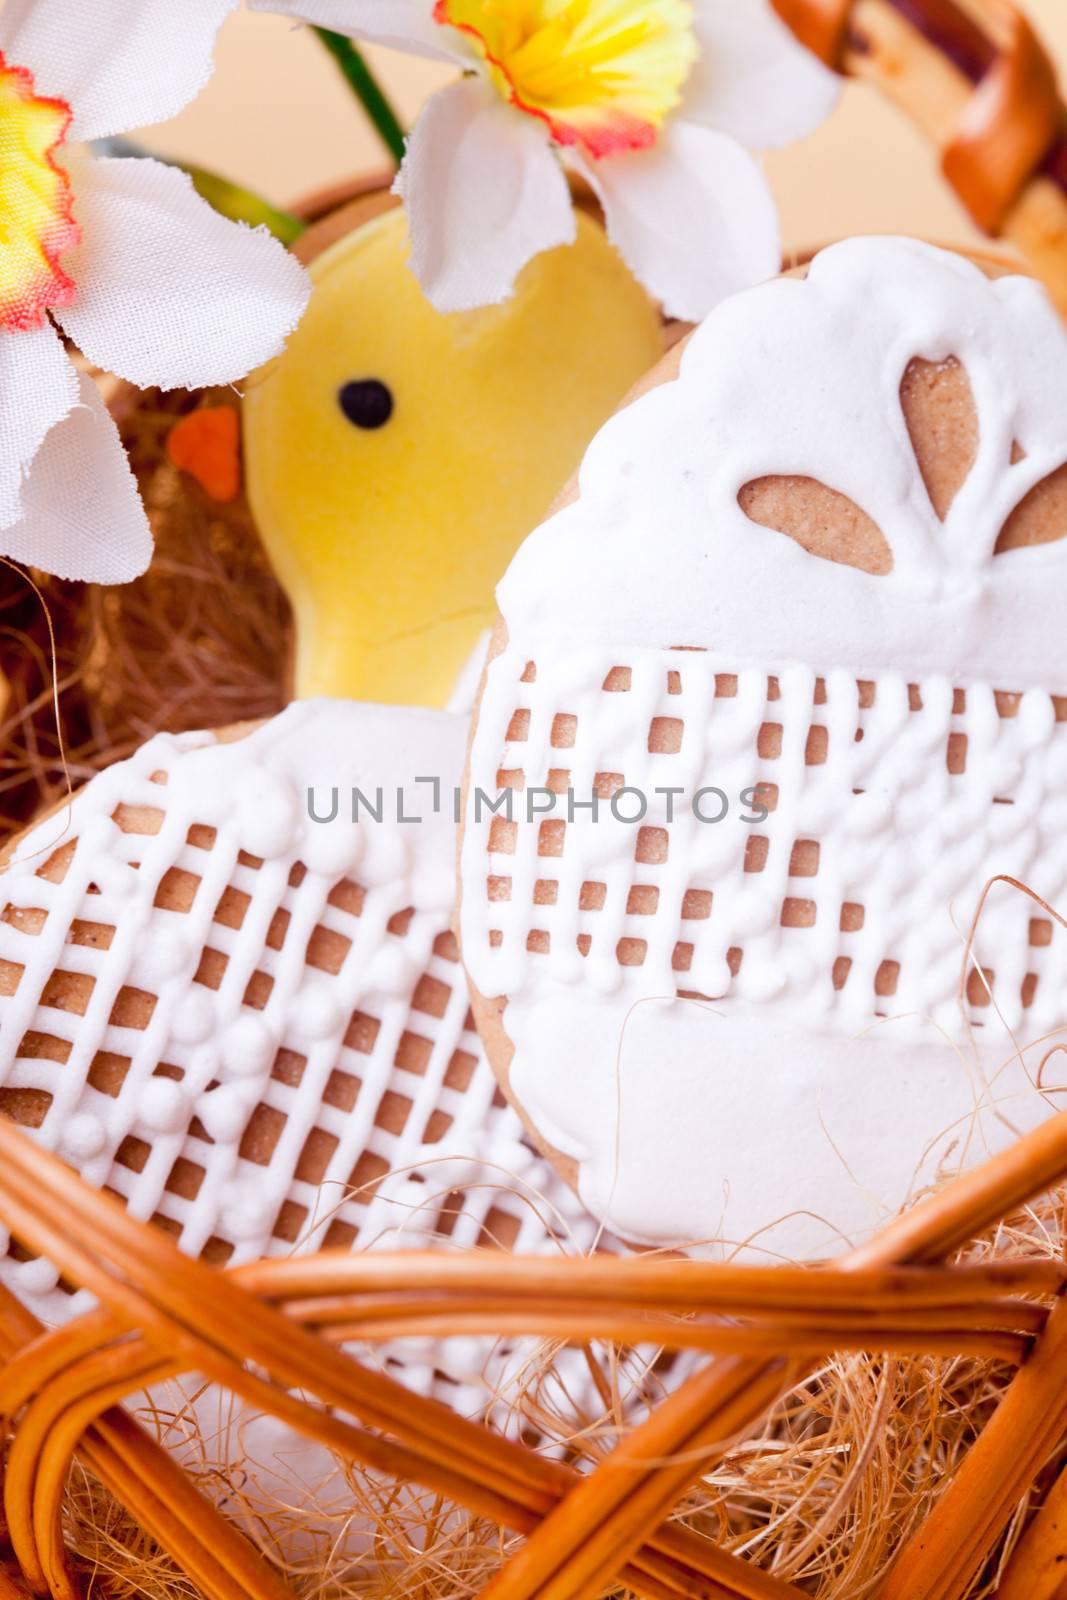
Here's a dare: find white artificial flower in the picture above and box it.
[258,0,839,318]
[0,0,310,585]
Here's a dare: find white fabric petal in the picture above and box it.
[0,374,151,584]
[0,0,238,143]
[55,157,311,390]
[395,78,575,313]
[575,123,780,322]
[0,323,78,533]
[683,0,840,149]
[250,0,468,62]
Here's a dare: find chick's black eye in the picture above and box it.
[338,378,394,430]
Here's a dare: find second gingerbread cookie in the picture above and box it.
[459,237,1067,1261]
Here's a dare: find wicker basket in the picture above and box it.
[4,1110,1067,1599]
[4,5,1067,1598]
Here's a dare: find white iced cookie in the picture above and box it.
[0,701,604,1417]
[460,237,1067,1262]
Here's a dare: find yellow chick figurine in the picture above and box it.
[243,206,662,708]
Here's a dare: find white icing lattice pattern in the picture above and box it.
[466,645,1067,1035]
[0,701,622,1429]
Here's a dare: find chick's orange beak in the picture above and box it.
[167,405,242,503]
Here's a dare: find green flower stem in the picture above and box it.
[183,163,306,245]
[313,27,408,167]
[94,138,305,245]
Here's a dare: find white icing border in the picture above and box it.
[498,238,1067,686]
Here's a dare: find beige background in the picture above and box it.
[135,1,1067,258]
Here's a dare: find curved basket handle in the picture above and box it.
[772,0,1067,312]
[771,0,851,67]
[942,2,1062,231]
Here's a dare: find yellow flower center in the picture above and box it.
[0,52,78,331]
[435,0,697,157]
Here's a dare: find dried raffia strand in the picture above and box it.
[0,559,73,851]
[473,1108,1067,1600]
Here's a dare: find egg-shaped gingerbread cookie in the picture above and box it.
[0,700,609,1421]
[459,237,1067,1260]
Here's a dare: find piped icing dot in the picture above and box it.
[134,927,193,985]
[299,815,361,878]
[168,987,216,1046]
[14,1258,60,1296]
[1020,690,1056,746]
[1041,797,1067,835]
[221,1015,276,1077]
[361,940,422,1000]
[733,890,778,938]
[736,964,787,1004]
[138,1077,187,1134]
[358,825,409,888]
[221,1182,274,1240]
[988,803,1024,844]
[586,959,623,995]
[195,1084,252,1144]
[846,793,893,837]
[291,983,343,1041]
[989,752,1023,794]
[782,948,817,990]
[697,957,733,997]
[98,859,140,900]
[237,773,298,860]
[61,1113,107,1161]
